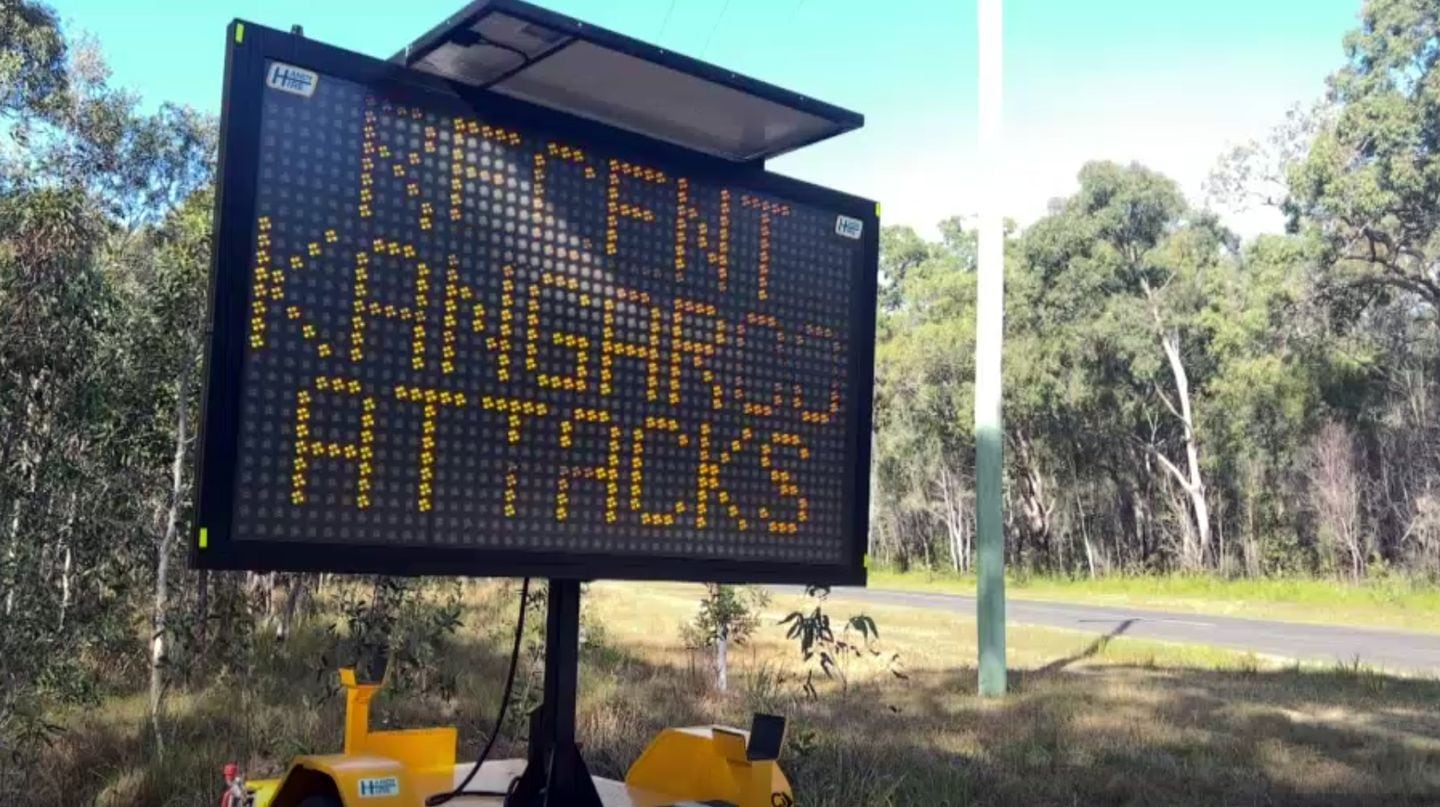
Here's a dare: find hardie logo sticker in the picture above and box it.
[835,215,863,239]
[267,62,318,98]
[357,776,399,798]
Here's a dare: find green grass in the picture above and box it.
[868,567,1440,633]
[15,580,1440,806]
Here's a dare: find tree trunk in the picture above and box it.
[265,571,278,619]
[962,509,972,573]
[0,379,35,618]
[56,490,77,630]
[1244,497,1258,577]
[1077,493,1097,579]
[1011,432,1054,568]
[950,523,961,573]
[1133,484,1151,567]
[4,492,27,618]
[150,364,192,756]
[1143,280,1211,571]
[2,419,40,619]
[1162,330,1211,568]
[277,574,307,641]
[196,569,209,656]
[715,633,728,693]
[934,466,973,574]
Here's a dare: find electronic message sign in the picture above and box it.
[192,23,878,584]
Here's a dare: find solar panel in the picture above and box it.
[393,0,863,162]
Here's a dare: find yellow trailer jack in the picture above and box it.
[239,582,794,807]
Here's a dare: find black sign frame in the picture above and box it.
[192,21,877,585]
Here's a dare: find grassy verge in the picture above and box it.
[17,580,1440,806]
[868,567,1440,633]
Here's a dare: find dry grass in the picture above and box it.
[585,582,1440,805]
[869,568,1440,634]
[13,580,1440,806]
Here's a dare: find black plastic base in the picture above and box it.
[505,579,603,807]
[508,729,603,807]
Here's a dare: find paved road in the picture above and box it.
[783,587,1440,672]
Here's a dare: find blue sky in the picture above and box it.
[48,0,1359,236]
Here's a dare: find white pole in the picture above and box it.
[975,0,1007,697]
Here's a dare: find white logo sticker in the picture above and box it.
[357,776,400,799]
[267,62,318,98]
[835,215,864,240]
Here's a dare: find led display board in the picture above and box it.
[192,22,878,584]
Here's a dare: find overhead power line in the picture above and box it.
[700,0,733,57]
[787,0,807,25]
[657,0,678,39]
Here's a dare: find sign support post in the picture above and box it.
[511,579,603,807]
[975,0,1007,698]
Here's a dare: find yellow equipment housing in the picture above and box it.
[246,669,794,807]
[627,726,793,805]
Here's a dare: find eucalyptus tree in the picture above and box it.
[0,0,215,764]
[1015,163,1231,569]
[1291,0,1440,315]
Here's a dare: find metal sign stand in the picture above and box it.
[509,579,604,807]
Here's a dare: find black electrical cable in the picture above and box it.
[475,36,535,92]
[475,37,530,71]
[502,774,522,805]
[426,577,532,806]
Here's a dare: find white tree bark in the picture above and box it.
[715,633,728,693]
[3,500,18,618]
[1160,329,1212,568]
[1309,422,1365,580]
[276,574,307,641]
[150,363,191,756]
[1142,280,1211,570]
[58,491,77,630]
[932,466,972,573]
[1076,493,1097,579]
[1,377,46,618]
